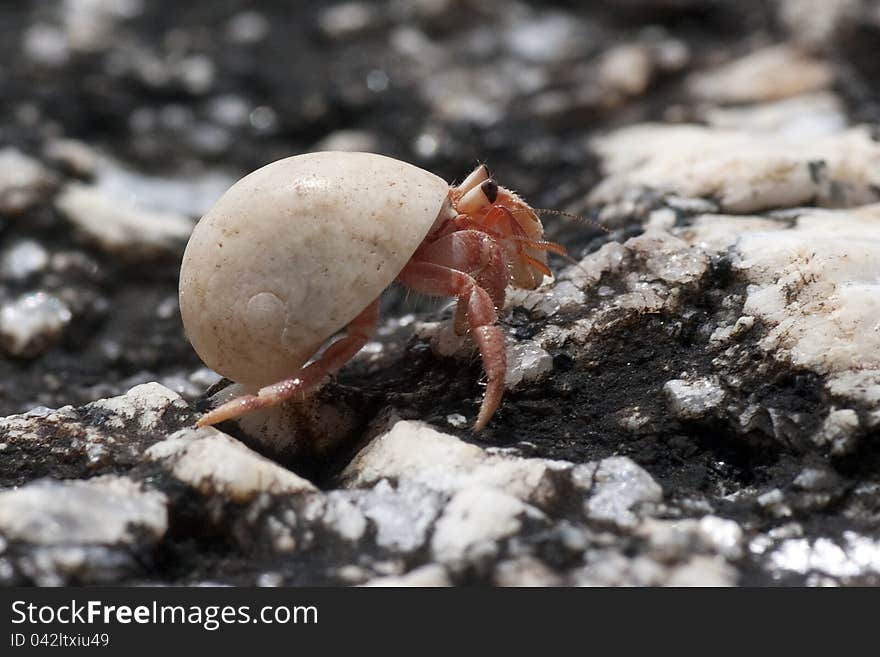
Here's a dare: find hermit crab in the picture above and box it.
[179,152,565,431]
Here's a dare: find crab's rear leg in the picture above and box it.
[197,298,381,427]
[397,260,505,431]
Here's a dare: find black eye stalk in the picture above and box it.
[481,179,499,204]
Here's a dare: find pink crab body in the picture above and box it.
[179,152,562,432]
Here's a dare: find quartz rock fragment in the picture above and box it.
[55,183,194,258]
[0,476,166,585]
[663,378,727,420]
[590,125,880,213]
[572,457,663,529]
[145,427,317,502]
[0,148,55,215]
[0,292,72,358]
[687,45,832,104]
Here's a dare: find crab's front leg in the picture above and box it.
[397,259,506,431]
[416,229,509,334]
[197,298,381,427]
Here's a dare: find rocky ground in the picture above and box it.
[2,0,880,586]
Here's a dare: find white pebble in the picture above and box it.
[0,292,72,358]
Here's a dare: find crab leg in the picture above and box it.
[397,260,506,431]
[197,298,381,427]
[438,212,567,258]
[417,229,509,334]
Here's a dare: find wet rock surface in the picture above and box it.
[2,0,880,586]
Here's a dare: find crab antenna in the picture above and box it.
[503,206,610,234]
[530,207,612,234]
[505,208,605,271]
